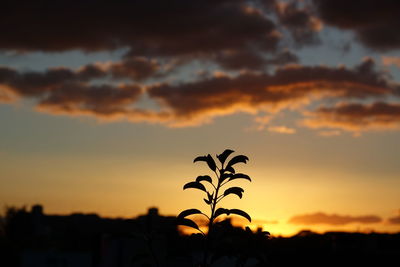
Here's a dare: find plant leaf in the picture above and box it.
[214,208,229,219]
[177,209,203,219]
[223,187,244,199]
[216,149,235,165]
[206,154,217,171]
[204,198,211,205]
[225,165,235,174]
[193,155,208,163]
[196,175,212,184]
[183,181,206,192]
[263,231,270,237]
[226,155,249,168]
[229,209,251,222]
[176,218,200,230]
[219,172,232,183]
[229,173,251,182]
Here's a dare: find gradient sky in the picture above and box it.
[1,0,400,236]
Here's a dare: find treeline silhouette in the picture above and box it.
[1,205,399,267]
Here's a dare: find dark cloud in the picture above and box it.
[276,1,322,46]
[0,59,397,127]
[0,65,151,121]
[214,49,298,70]
[2,0,400,133]
[37,83,143,117]
[0,1,312,74]
[313,0,400,50]
[0,0,279,62]
[388,215,400,224]
[0,57,165,98]
[302,102,400,132]
[257,0,277,10]
[0,66,105,96]
[110,57,161,81]
[148,59,394,122]
[34,82,173,124]
[265,50,299,66]
[289,212,382,225]
[215,50,268,70]
[0,61,184,124]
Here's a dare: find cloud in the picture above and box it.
[264,50,299,66]
[0,65,171,123]
[214,49,299,71]
[148,59,395,123]
[388,216,400,224]
[0,0,280,69]
[268,126,296,134]
[382,56,400,68]
[0,1,312,73]
[302,102,400,133]
[0,56,171,97]
[0,65,106,97]
[36,83,143,117]
[313,0,400,50]
[276,1,322,46]
[215,50,269,71]
[0,85,16,103]
[289,212,382,225]
[387,210,400,225]
[1,58,397,127]
[253,115,274,130]
[2,1,400,135]
[109,57,161,81]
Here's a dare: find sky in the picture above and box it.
[1,0,400,236]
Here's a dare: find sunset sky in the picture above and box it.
[1,0,400,236]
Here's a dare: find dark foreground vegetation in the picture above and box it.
[1,205,399,267]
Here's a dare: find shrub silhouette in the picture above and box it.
[177,149,253,265]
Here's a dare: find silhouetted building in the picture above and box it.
[1,205,400,267]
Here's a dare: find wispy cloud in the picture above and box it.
[387,210,400,224]
[289,212,382,225]
[382,56,400,68]
[268,126,296,134]
[302,102,400,134]
[1,58,398,128]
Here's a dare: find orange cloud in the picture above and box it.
[268,126,296,134]
[302,102,400,133]
[0,85,18,103]
[382,56,400,68]
[289,212,382,225]
[148,59,394,123]
[1,59,399,129]
[387,210,400,225]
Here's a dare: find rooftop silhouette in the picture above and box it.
[1,204,399,267]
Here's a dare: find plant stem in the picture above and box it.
[202,170,222,266]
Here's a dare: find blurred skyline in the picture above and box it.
[1,0,400,236]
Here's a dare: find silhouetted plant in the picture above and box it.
[177,149,252,266]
